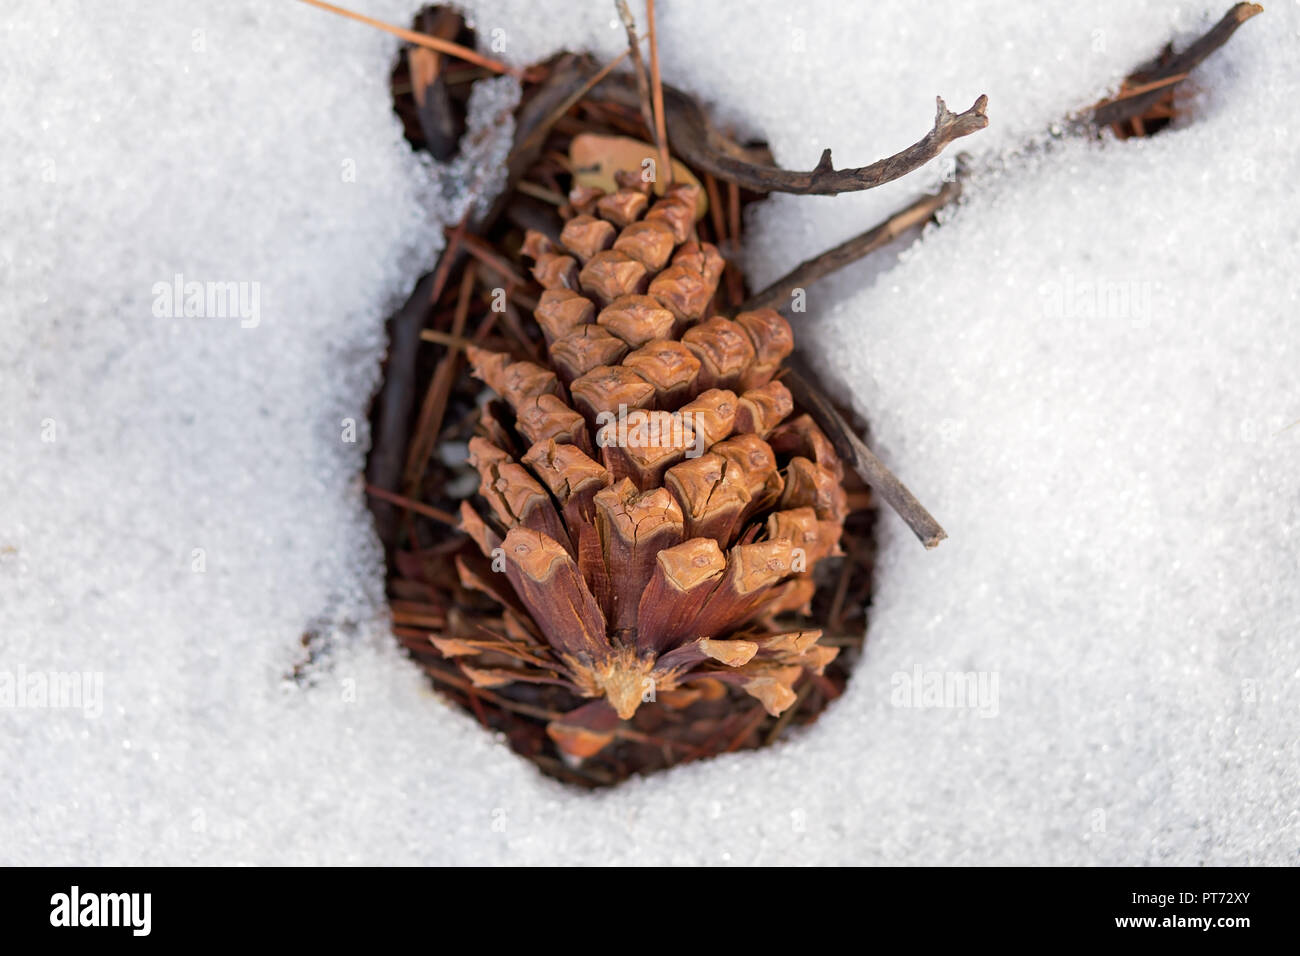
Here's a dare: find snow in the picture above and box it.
[2,0,1296,864]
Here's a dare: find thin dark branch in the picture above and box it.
[614,0,655,136]
[734,173,965,314]
[596,72,987,194]
[1092,2,1263,127]
[783,367,947,549]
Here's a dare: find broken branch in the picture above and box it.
[783,367,947,549]
[1092,2,1263,127]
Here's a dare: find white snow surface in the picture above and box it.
[2,0,1297,865]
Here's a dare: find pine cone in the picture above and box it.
[451,179,849,760]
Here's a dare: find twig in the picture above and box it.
[614,0,655,137]
[514,180,567,206]
[419,328,478,350]
[488,56,617,231]
[402,264,477,492]
[422,663,558,721]
[703,172,745,305]
[703,172,726,242]
[461,234,532,290]
[783,367,947,548]
[725,180,744,304]
[826,549,855,633]
[296,0,517,77]
[596,72,986,195]
[465,685,490,728]
[735,174,964,314]
[727,181,741,243]
[518,49,630,157]
[502,300,544,362]
[815,632,866,648]
[1092,3,1263,127]
[645,0,673,185]
[441,66,495,86]
[810,672,841,701]
[1110,71,1189,100]
[530,754,617,788]
[366,220,468,549]
[364,484,459,527]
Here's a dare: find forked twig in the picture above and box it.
[595,71,986,194]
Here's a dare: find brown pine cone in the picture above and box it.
[450,180,849,760]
